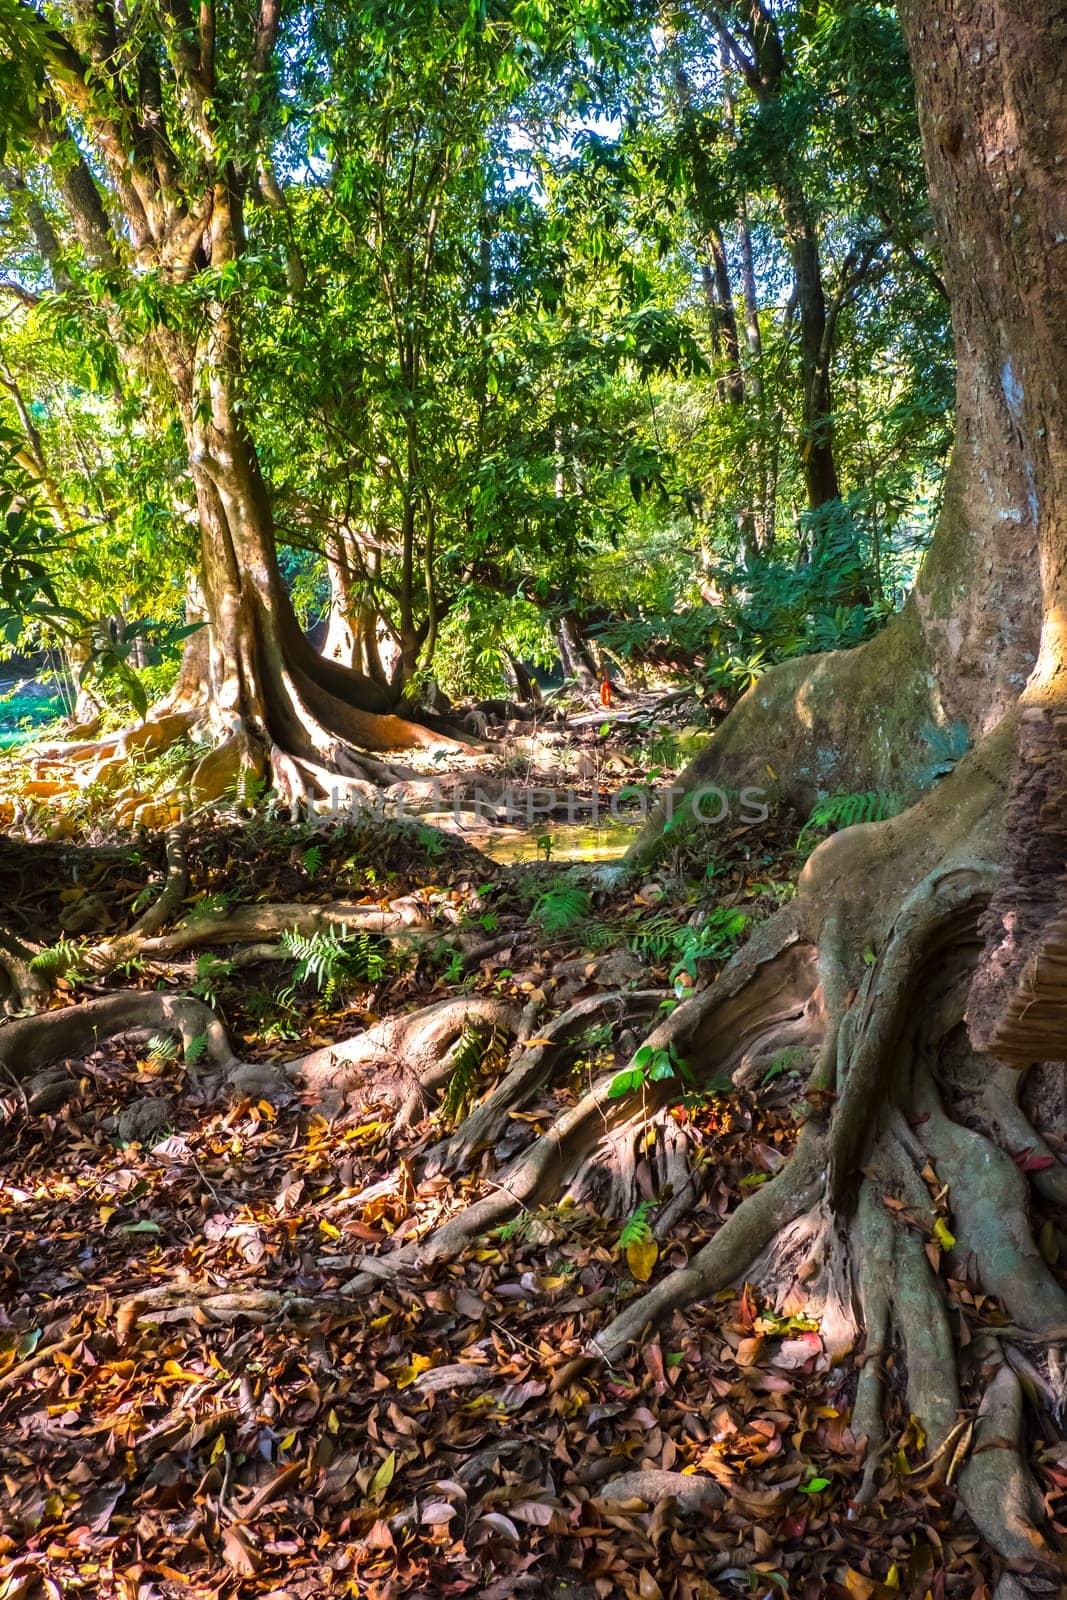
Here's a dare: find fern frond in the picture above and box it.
[798,789,902,847]
[531,884,591,935]
[146,1032,180,1069]
[619,1201,655,1248]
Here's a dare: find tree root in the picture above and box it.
[287,995,520,1124]
[0,926,51,1014]
[133,897,433,959]
[589,1470,723,1512]
[0,989,235,1081]
[84,827,190,974]
[426,988,671,1177]
[3,738,1061,1581]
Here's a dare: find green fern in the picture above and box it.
[630,907,748,976]
[184,1030,209,1066]
[497,1211,537,1244]
[530,884,591,935]
[798,789,902,849]
[441,1023,508,1125]
[146,1032,180,1070]
[618,1201,654,1249]
[301,844,324,878]
[29,938,85,979]
[279,924,387,1002]
[191,952,233,1008]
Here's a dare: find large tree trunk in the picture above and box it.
[167,266,462,803]
[348,4,1065,1585]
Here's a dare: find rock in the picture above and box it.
[117,1098,175,1145]
[225,1061,293,1106]
[25,1066,78,1115]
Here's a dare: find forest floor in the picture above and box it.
[0,712,1064,1600]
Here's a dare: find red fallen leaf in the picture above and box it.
[1011,1147,1055,1171]
[735,1283,758,1332]
[346,1220,385,1241]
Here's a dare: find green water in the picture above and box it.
[477,816,637,864]
[0,686,67,750]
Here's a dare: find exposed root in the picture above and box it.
[849,1182,895,1503]
[135,897,433,959]
[288,995,520,1124]
[85,827,190,974]
[426,988,670,1177]
[589,1470,723,1511]
[0,989,235,1081]
[113,1281,358,1338]
[958,1344,1065,1590]
[590,1124,828,1367]
[0,926,51,1014]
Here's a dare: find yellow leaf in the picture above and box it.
[318,1220,341,1240]
[163,1360,205,1382]
[99,1206,117,1225]
[396,1353,433,1390]
[210,1433,227,1462]
[280,1430,297,1451]
[932,1218,956,1251]
[627,1236,658,1283]
[326,1407,340,1434]
[369,1449,396,1501]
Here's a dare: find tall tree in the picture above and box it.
[0,0,478,810]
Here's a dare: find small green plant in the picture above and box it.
[184,1030,209,1066]
[29,938,87,981]
[530,883,590,935]
[300,844,324,878]
[440,1023,507,1125]
[631,906,749,979]
[761,1046,809,1085]
[191,952,234,1009]
[797,789,903,851]
[187,889,239,921]
[247,985,302,1042]
[535,832,554,861]
[279,924,388,1002]
[618,1199,655,1250]
[497,1210,537,1244]
[608,1039,693,1098]
[146,1032,180,1069]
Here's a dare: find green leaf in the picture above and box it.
[607,1067,645,1099]
[369,1449,397,1501]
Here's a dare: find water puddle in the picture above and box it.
[473,817,638,864]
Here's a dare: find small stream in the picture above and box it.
[472,817,638,865]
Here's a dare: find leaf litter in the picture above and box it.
[0,816,1063,1600]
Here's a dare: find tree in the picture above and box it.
[298,0,1063,1580]
[0,0,481,812]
